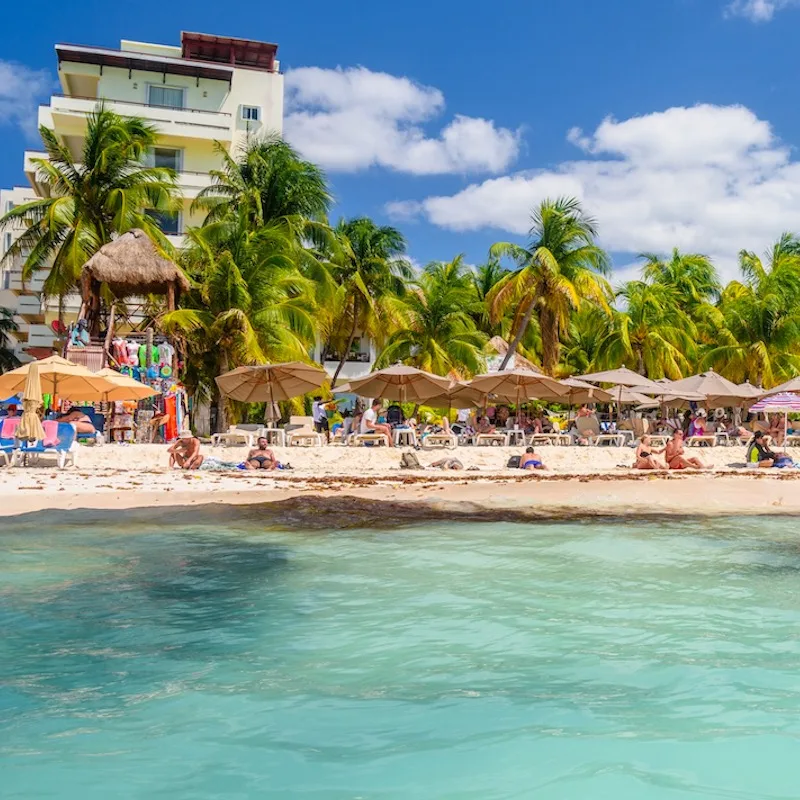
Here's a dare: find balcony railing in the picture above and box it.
[52,93,231,117]
[322,352,372,363]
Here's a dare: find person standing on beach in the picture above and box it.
[312,396,330,443]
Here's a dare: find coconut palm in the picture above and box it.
[703,234,800,386]
[641,248,720,307]
[0,105,180,306]
[161,211,318,429]
[0,307,20,373]
[488,197,611,374]
[598,281,696,378]
[327,217,412,384]
[561,306,611,375]
[470,259,509,335]
[377,256,487,377]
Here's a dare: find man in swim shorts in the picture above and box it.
[168,430,204,470]
[520,446,547,470]
[245,437,278,470]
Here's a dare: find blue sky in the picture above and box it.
[2,0,800,280]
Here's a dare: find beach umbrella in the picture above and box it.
[15,363,46,442]
[344,365,452,403]
[418,382,488,410]
[668,370,750,407]
[763,377,800,396]
[578,367,663,392]
[749,393,800,452]
[468,369,569,411]
[94,368,159,402]
[737,381,764,399]
[215,362,328,405]
[0,355,117,400]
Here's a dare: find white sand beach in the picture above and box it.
[3,441,800,518]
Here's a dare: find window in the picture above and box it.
[4,201,14,214]
[150,147,182,171]
[147,85,185,109]
[146,210,181,236]
[3,233,11,253]
[241,105,260,121]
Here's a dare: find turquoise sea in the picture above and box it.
[2,507,800,799]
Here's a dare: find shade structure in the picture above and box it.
[94,368,159,402]
[418,382,488,410]
[628,384,707,403]
[0,356,117,400]
[344,365,452,403]
[578,367,663,392]
[606,385,655,406]
[737,381,764,399]
[468,369,568,410]
[15,363,46,442]
[750,393,800,413]
[215,362,328,404]
[668,370,750,406]
[763,377,800,396]
[528,377,614,405]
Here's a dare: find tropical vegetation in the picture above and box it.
[6,108,800,422]
[0,307,20,373]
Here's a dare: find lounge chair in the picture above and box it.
[211,424,264,447]
[685,434,716,447]
[422,432,457,449]
[11,422,77,468]
[72,406,105,444]
[575,416,601,444]
[476,432,508,446]
[353,432,390,447]
[286,416,323,447]
[528,432,570,446]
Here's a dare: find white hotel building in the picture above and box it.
[0,31,376,380]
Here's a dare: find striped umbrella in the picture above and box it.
[749,393,800,452]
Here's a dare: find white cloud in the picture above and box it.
[725,0,799,21]
[386,104,800,281]
[0,60,53,137]
[284,66,520,175]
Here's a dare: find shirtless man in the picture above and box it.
[57,401,96,435]
[245,437,277,470]
[168,430,204,470]
[520,446,547,470]
[665,430,707,470]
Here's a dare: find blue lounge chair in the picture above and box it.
[11,422,77,469]
[73,406,105,443]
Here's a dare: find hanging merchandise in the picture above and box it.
[160,365,173,379]
[138,343,159,369]
[157,340,175,367]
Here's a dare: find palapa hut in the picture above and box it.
[486,336,543,374]
[79,229,191,337]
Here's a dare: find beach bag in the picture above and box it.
[506,455,521,469]
[400,451,421,469]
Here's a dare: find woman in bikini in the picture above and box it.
[665,430,707,470]
[634,434,666,470]
[245,437,277,470]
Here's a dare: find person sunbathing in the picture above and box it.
[245,438,278,470]
[665,430,707,470]
[168,430,204,470]
[56,401,96,435]
[520,446,547,470]
[634,435,666,470]
[430,457,464,470]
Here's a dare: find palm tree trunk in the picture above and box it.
[637,349,645,376]
[331,297,359,385]
[215,351,230,434]
[540,307,560,376]
[499,299,537,370]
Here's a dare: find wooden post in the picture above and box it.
[167,281,175,312]
[103,304,115,369]
[146,327,154,375]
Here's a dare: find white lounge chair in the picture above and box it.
[211,424,264,447]
[285,416,323,447]
[353,433,390,447]
[422,432,457,449]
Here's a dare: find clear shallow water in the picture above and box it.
[2,510,800,799]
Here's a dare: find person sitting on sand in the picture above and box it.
[634,435,666,470]
[168,430,204,470]
[245,437,278,470]
[746,431,794,468]
[361,399,394,446]
[665,430,707,470]
[520,446,547,470]
[430,457,464,470]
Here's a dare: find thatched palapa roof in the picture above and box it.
[487,336,543,374]
[81,229,191,298]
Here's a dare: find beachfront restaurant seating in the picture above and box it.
[286,416,323,447]
[11,422,77,469]
[211,424,264,447]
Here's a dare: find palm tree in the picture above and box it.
[0,105,180,309]
[327,217,412,384]
[598,281,696,378]
[641,248,720,307]
[161,212,318,430]
[561,306,611,375]
[470,259,509,335]
[488,197,611,374]
[704,234,800,386]
[0,307,20,373]
[376,256,487,377]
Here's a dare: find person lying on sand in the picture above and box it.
[430,457,464,470]
[168,430,204,470]
[665,430,707,470]
[245,437,278,470]
[634,435,666,470]
[520,446,547,470]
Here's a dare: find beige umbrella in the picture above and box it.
[94,368,159,402]
[468,369,569,410]
[0,355,117,400]
[762,378,800,397]
[344,365,452,403]
[418,382,488,410]
[215,362,328,405]
[15,363,46,442]
[668,370,750,406]
[737,381,764,399]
